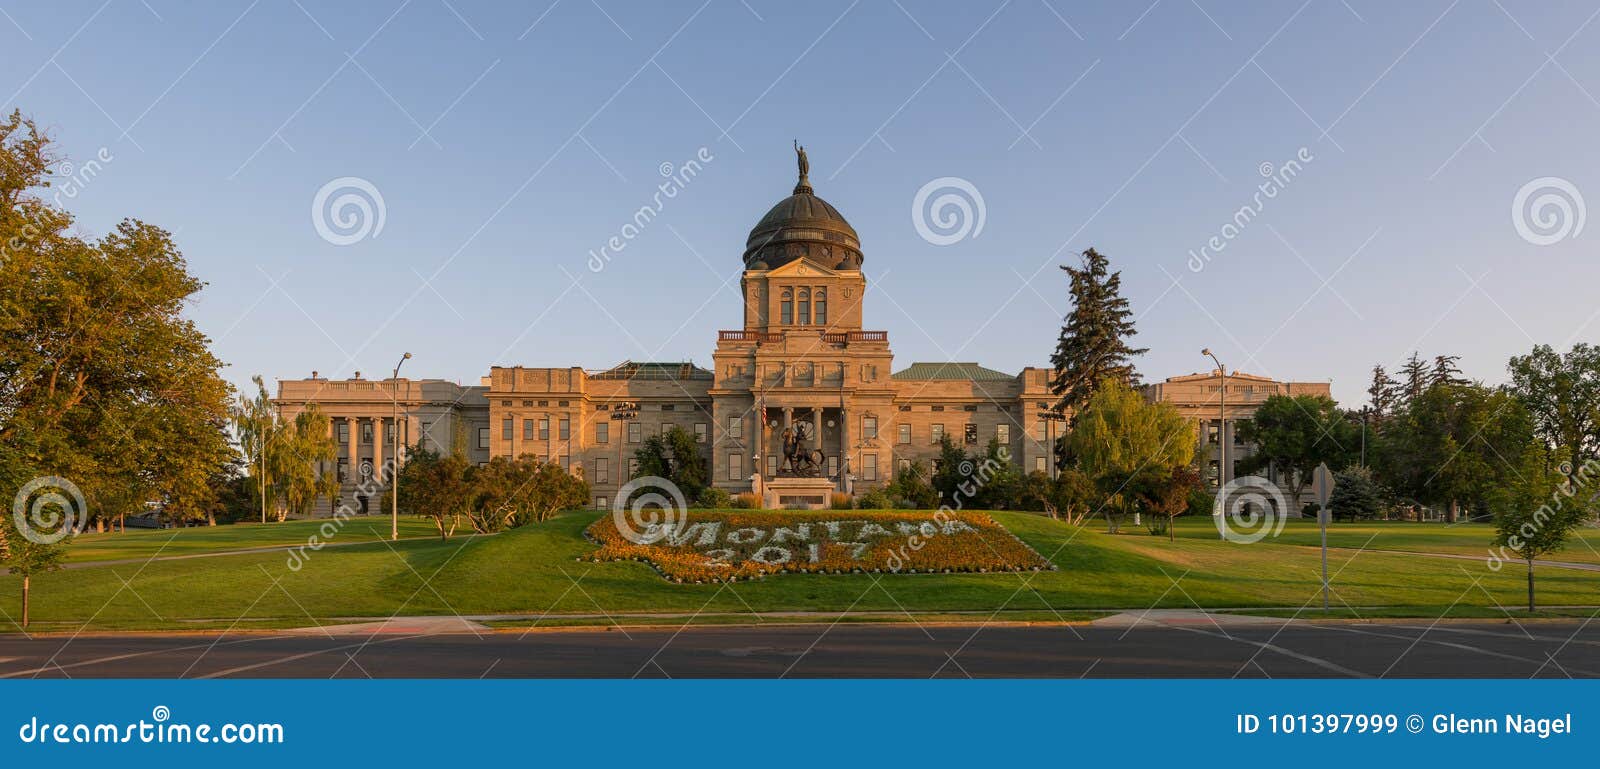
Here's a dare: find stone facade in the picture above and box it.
[271,156,1332,514]
[1142,370,1332,503]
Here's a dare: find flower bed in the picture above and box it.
[583,510,1056,583]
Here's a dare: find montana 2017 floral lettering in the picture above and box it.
[583,511,1055,583]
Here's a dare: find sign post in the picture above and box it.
[1313,463,1334,612]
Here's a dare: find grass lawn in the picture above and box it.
[63,517,446,563]
[1,511,1595,632]
[1166,516,1600,564]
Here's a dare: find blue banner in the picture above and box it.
[1,680,1592,766]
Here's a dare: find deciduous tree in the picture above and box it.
[1236,394,1357,505]
[1066,380,1195,533]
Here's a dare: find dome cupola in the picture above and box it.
[742,142,862,271]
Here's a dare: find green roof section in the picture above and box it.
[591,360,713,380]
[892,362,1016,382]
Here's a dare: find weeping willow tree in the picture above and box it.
[1066,380,1195,533]
[267,404,340,520]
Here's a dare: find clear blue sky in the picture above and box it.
[6,0,1598,405]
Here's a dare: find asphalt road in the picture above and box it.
[1,620,1597,678]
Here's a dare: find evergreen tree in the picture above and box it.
[1366,364,1398,421]
[1398,352,1430,404]
[1431,354,1468,388]
[1048,248,1147,421]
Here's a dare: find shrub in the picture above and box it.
[731,492,762,510]
[856,488,893,510]
[829,492,853,510]
[697,487,732,509]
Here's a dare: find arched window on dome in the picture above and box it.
[797,288,811,325]
[780,288,793,325]
[814,288,827,326]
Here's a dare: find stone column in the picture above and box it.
[811,407,823,471]
[345,417,358,483]
[781,407,793,473]
[755,402,767,475]
[839,407,851,494]
[372,418,384,485]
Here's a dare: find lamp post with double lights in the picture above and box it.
[390,352,411,541]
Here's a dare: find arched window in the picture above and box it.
[798,288,811,325]
[814,288,827,325]
[780,288,793,325]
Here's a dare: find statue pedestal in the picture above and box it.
[763,476,835,510]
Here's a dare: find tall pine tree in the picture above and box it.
[1367,364,1398,421]
[1431,354,1467,388]
[1398,352,1430,404]
[1049,248,1146,420]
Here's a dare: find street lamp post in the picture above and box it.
[1203,349,1226,540]
[390,352,411,541]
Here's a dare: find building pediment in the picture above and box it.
[761,257,843,279]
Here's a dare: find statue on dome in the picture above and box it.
[794,139,809,179]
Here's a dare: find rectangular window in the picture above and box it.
[559,454,570,471]
[815,297,827,325]
[897,458,910,475]
[337,458,349,483]
[996,424,1010,443]
[338,422,350,443]
[477,427,489,449]
[1034,456,1046,473]
[694,422,708,443]
[728,453,742,481]
[863,453,878,482]
[628,422,641,444]
[361,422,373,444]
[538,418,550,441]
[595,497,607,510]
[766,454,779,478]
[595,457,609,484]
[595,422,609,444]
[559,418,571,440]
[780,299,793,325]
[1206,421,1220,445]
[829,455,840,477]
[629,458,639,477]
[898,424,911,444]
[727,414,743,439]
[931,423,945,444]
[863,416,877,439]
[1208,459,1221,488]
[523,419,534,440]
[798,297,810,325]
[502,418,513,441]
[964,423,978,445]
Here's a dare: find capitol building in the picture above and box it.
[275,151,1329,514]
